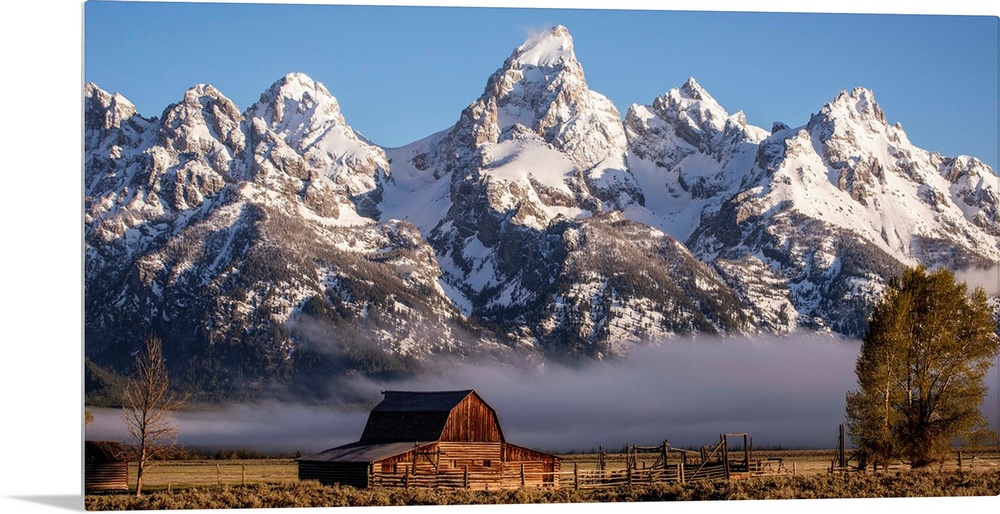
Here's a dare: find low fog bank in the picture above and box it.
[954,264,1000,296]
[87,332,1000,455]
[380,333,865,452]
[86,403,372,455]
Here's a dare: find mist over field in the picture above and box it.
[81,333,859,453]
[87,329,1000,455]
[391,333,866,452]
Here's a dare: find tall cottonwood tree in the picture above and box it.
[846,266,999,469]
[122,334,185,496]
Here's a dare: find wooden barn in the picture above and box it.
[85,440,129,493]
[298,390,560,489]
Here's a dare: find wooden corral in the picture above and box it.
[298,390,560,489]
[85,441,129,493]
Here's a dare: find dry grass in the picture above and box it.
[86,449,1000,510]
[86,469,1000,510]
[124,459,297,491]
[123,449,1000,491]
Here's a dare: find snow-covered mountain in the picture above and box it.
[84,75,505,398]
[627,83,1000,334]
[84,26,999,398]
[381,26,747,358]
[624,77,770,241]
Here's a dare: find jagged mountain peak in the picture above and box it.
[817,86,887,126]
[512,25,576,70]
[247,72,347,137]
[178,83,241,112]
[161,83,245,135]
[262,72,336,106]
[647,78,738,134]
[158,83,246,159]
[678,77,711,102]
[84,83,142,130]
[399,23,641,216]
[243,72,388,215]
[484,24,589,123]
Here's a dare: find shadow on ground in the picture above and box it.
[8,495,82,511]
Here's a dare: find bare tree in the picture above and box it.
[122,334,185,496]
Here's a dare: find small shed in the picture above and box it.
[85,440,129,493]
[298,389,559,489]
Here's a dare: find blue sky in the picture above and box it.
[84,1,999,171]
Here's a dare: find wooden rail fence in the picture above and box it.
[368,434,790,491]
[368,461,759,490]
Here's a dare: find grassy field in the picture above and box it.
[123,459,297,491]
[86,468,1000,510]
[82,448,1000,510]
[106,448,1000,493]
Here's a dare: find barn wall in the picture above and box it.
[85,463,128,492]
[376,445,440,474]
[438,441,503,471]
[298,461,370,488]
[440,394,503,442]
[503,443,560,485]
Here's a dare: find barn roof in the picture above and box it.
[360,389,502,443]
[297,441,433,463]
[372,390,475,413]
[85,440,129,463]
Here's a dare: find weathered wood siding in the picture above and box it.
[438,441,503,470]
[503,443,560,485]
[85,462,128,493]
[378,444,440,474]
[439,394,503,442]
[298,461,370,488]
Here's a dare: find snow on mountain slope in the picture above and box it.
[380,27,633,326]
[684,86,1000,335]
[740,87,1000,268]
[624,77,769,240]
[375,28,754,354]
[84,79,499,396]
[246,73,390,218]
[392,25,642,226]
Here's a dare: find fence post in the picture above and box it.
[520,464,525,487]
[721,435,730,480]
[241,464,246,487]
[678,462,684,484]
[464,465,469,489]
[217,463,221,486]
[958,452,963,469]
[838,424,846,469]
[574,463,579,490]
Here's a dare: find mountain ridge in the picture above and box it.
[84,25,999,399]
